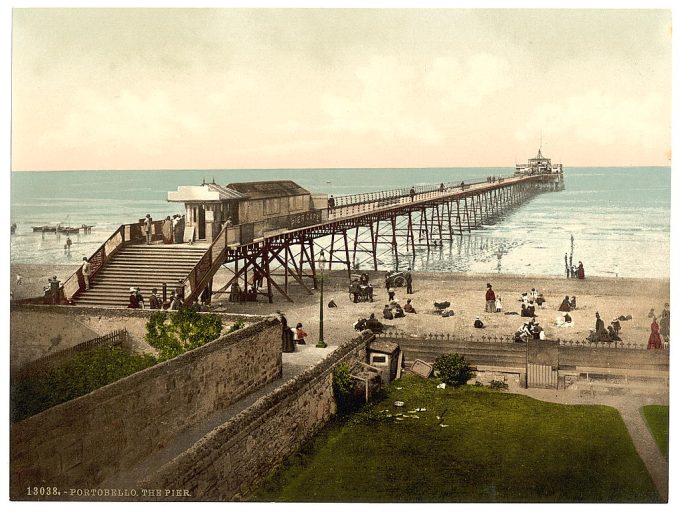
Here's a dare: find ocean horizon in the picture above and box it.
[10,166,671,279]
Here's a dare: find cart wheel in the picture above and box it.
[393,276,406,287]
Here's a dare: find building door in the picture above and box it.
[198,206,206,239]
[526,340,559,389]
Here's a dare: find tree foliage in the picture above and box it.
[145,308,223,361]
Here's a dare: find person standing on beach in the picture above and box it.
[577,261,585,280]
[81,257,91,290]
[48,275,61,304]
[143,214,153,245]
[659,304,670,344]
[405,267,413,294]
[485,283,496,313]
[594,312,606,341]
[647,317,663,350]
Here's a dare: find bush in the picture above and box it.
[228,319,246,333]
[433,353,475,387]
[332,363,358,415]
[145,308,223,361]
[489,379,509,390]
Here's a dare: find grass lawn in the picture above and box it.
[641,405,669,460]
[254,375,660,502]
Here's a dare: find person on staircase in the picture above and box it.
[149,288,162,309]
[127,287,140,308]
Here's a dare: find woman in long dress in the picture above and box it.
[647,317,663,350]
[162,216,173,244]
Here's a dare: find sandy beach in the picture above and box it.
[206,270,669,348]
[11,263,669,350]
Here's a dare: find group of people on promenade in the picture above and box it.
[140,213,187,245]
[279,311,309,352]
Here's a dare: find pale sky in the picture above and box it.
[10,8,672,170]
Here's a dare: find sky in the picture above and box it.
[9,7,673,170]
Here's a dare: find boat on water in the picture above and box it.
[31,224,94,233]
[515,148,563,176]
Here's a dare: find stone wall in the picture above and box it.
[10,318,282,500]
[143,331,373,500]
[10,303,264,368]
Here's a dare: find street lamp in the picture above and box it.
[316,250,327,348]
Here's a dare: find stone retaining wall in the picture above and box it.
[10,303,265,368]
[143,331,373,500]
[10,318,282,500]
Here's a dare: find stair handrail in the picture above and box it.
[61,219,164,301]
[180,224,234,305]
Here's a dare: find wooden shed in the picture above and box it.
[167,180,323,243]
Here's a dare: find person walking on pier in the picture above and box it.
[485,283,496,313]
[328,195,336,212]
[405,267,413,294]
[409,187,416,202]
[143,214,153,245]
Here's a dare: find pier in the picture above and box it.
[62,172,563,307]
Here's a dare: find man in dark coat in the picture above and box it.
[485,283,496,313]
[405,267,413,294]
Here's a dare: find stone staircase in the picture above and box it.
[74,244,206,308]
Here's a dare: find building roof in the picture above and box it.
[368,340,400,355]
[226,180,310,200]
[167,184,246,203]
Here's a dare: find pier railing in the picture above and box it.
[333,178,490,211]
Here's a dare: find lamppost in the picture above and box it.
[316,250,327,348]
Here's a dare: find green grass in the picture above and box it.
[641,405,669,460]
[254,375,660,502]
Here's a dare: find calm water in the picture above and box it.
[9,167,670,278]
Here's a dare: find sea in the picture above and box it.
[9,167,671,279]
